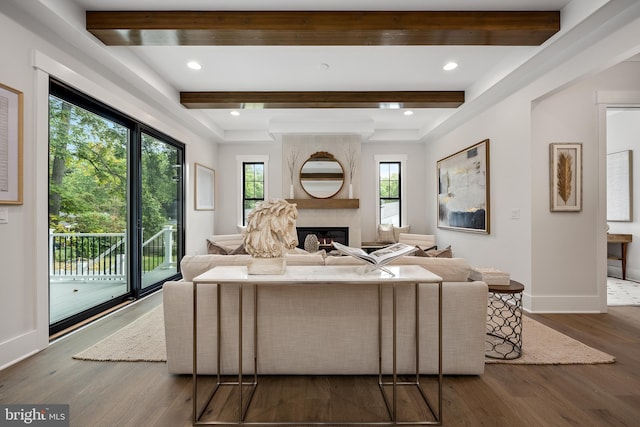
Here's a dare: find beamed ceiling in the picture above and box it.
[9,0,602,143]
[85,10,558,112]
[85,11,560,47]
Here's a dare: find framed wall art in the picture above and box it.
[607,150,632,221]
[437,139,490,233]
[549,143,582,212]
[0,83,23,205]
[194,163,215,210]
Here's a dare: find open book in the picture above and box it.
[332,242,417,275]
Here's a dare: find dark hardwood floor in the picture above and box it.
[1,291,639,427]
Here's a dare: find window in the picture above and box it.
[243,162,265,225]
[48,79,185,335]
[376,155,407,227]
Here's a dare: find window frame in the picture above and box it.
[375,154,407,227]
[236,155,269,226]
[48,78,185,334]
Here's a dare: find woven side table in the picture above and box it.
[485,280,525,360]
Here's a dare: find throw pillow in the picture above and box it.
[229,243,248,255]
[426,245,452,258]
[206,240,232,255]
[412,245,429,257]
[393,225,410,243]
[377,224,395,243]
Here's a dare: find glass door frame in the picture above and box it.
[48,79,185,335]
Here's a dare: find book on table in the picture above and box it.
[332,241,417,275]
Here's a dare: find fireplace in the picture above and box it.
[296,227,349,250]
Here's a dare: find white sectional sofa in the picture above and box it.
[162,252,488,376]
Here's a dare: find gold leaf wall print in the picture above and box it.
[557,152,573,203]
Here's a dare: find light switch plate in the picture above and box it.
[0,207,8,224]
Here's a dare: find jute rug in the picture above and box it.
[73,305,615,365]
[73,304,166,362]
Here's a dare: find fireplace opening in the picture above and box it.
[296,227,348,250]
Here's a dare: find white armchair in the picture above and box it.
[398,233,436,250]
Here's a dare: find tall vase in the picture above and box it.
[348,183,353,199]
[289,183,294,199]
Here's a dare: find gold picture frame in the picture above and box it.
[437,139,490,233]
[0,83,23,205]
[549,143,582,212]
[194,163,215,210]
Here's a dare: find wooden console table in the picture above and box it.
[607,233,632,280]
[192,265,443,426]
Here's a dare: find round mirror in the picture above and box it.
[300,152,345,199]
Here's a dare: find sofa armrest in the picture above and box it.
[162,280,218,374]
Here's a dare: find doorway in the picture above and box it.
[606,107,640,306]
[48,79,184,335]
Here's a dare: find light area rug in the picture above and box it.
[485,316,615,365]
[73,304,615,365]
[73,304,166,362]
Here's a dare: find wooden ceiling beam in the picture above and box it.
[179,91,465,109]
[86,11,560,46]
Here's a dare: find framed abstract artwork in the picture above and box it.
[194,163,215,210]
[0,83,23,205]
[549,143,582,212]
[437,139,490,233]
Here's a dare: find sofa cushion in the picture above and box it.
[180,252,326,281]
[389,256,470,282]
[208,234,244,247]
[180,255,252,281]
[324,255,470,282]
[285,253,326,265]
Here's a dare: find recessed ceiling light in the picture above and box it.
[443,62,458,71]
[187,61,202,70]
[404,110,414,116]
[230,110,240,116]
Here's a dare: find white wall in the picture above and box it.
[606,108,640,280]
[360,142,428,242]
[425,24,640,313]
[424,99,533,287]
[0,9,217,369]
[215,142,283,238]
[214,139,429,244]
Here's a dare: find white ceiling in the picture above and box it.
[11,0,616,143]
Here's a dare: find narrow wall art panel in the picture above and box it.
[0,83,23,205]
[549,143,582,212]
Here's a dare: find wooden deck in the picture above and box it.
[49,267,175,324]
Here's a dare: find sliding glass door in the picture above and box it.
[140,132,183,292]
[48,80,184,334]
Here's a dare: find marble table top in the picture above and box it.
[193,264,442,285]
